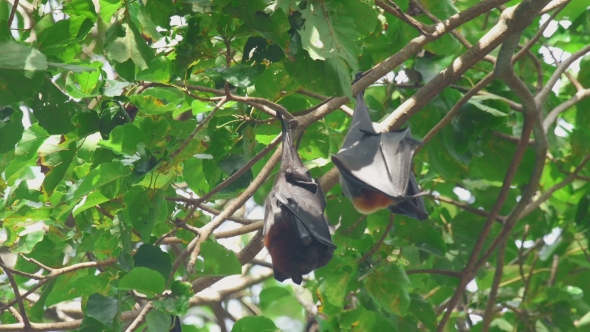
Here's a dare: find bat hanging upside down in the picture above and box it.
[331,89,428,221]
[263,114,337,284]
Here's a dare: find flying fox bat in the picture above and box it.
[331,91,428,221]
[263,114,337,284]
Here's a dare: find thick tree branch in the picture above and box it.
[183,144,281,273]
[379,0,551,133]
[318,0,514,189]
[437,2,552,327]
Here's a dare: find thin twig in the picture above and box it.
[481,237,508,331]
[405,269,462,278]
[7,0,19,30]
[429,194,506,223]
[125,302,153,332]
[0,256,31,329]
[547,254,559,286]
[170,97,227,161]
[214,221,263,239]
[359,214,394,262]
[376,0,434,36]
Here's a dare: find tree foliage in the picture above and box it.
[1,0,590,331]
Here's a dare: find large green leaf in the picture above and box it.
[74,161,131,199]
[196,241,242,277]
[0,41,47,71]
[125,188,168,242]
[364,264,411,316]
[300,0,361,73]
[0,108,24,153]
[134,243,172,279]
[231,316,278,332]
[118,267,165,296]
[105,19,155,70]
[86,294,118,327]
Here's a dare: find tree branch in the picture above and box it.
[481,237,508,331]
[124,302,153,332]
[536,45,590,105]
[0,256,31,330]
[542,89,590,133]
[376,0,434,36]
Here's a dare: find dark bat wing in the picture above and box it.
[276,181,336,249]
[333,128,419,199]
[388,173,428,221]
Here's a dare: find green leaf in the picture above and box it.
[12,231,44,254]
[0,108,24,153]
[341,0,378,36]
[129,94,179,114]
[0,70,44,106]
[137,56,172,83]
[285,51,351,97]
[146,309,173,332]
[31,83,78,135]
[86,294,118,327]
[364,264,411,316]
[197,241,242,277]
[118,267,165,296]
[576,192,590,227]
[253,62,301,100]
[183,157,209,195]
[46,271,87,306]
[126,189,168,242]
[105,19,155,70]
[0,40,47,71]
[98,123,146,155]
[468,99,509,117]
[36,16,94,54]
[144,0,174,29]
[64,0,99,21]
[99,0,121,22]
[408,293,437,330]
[74,161,132,199]
[237,0,291,49]
[153,281,194,316]
[231,316,278,332]
[134,244,172,279]
[258,287,291,311]
[319,269,351,308]
[39,141,78,195]
[65,62,103,98]
[209,64,265,88]
[73,191,109,217]
[71,275,111,297]
[300,0,361,73]
[4,206,52,223]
